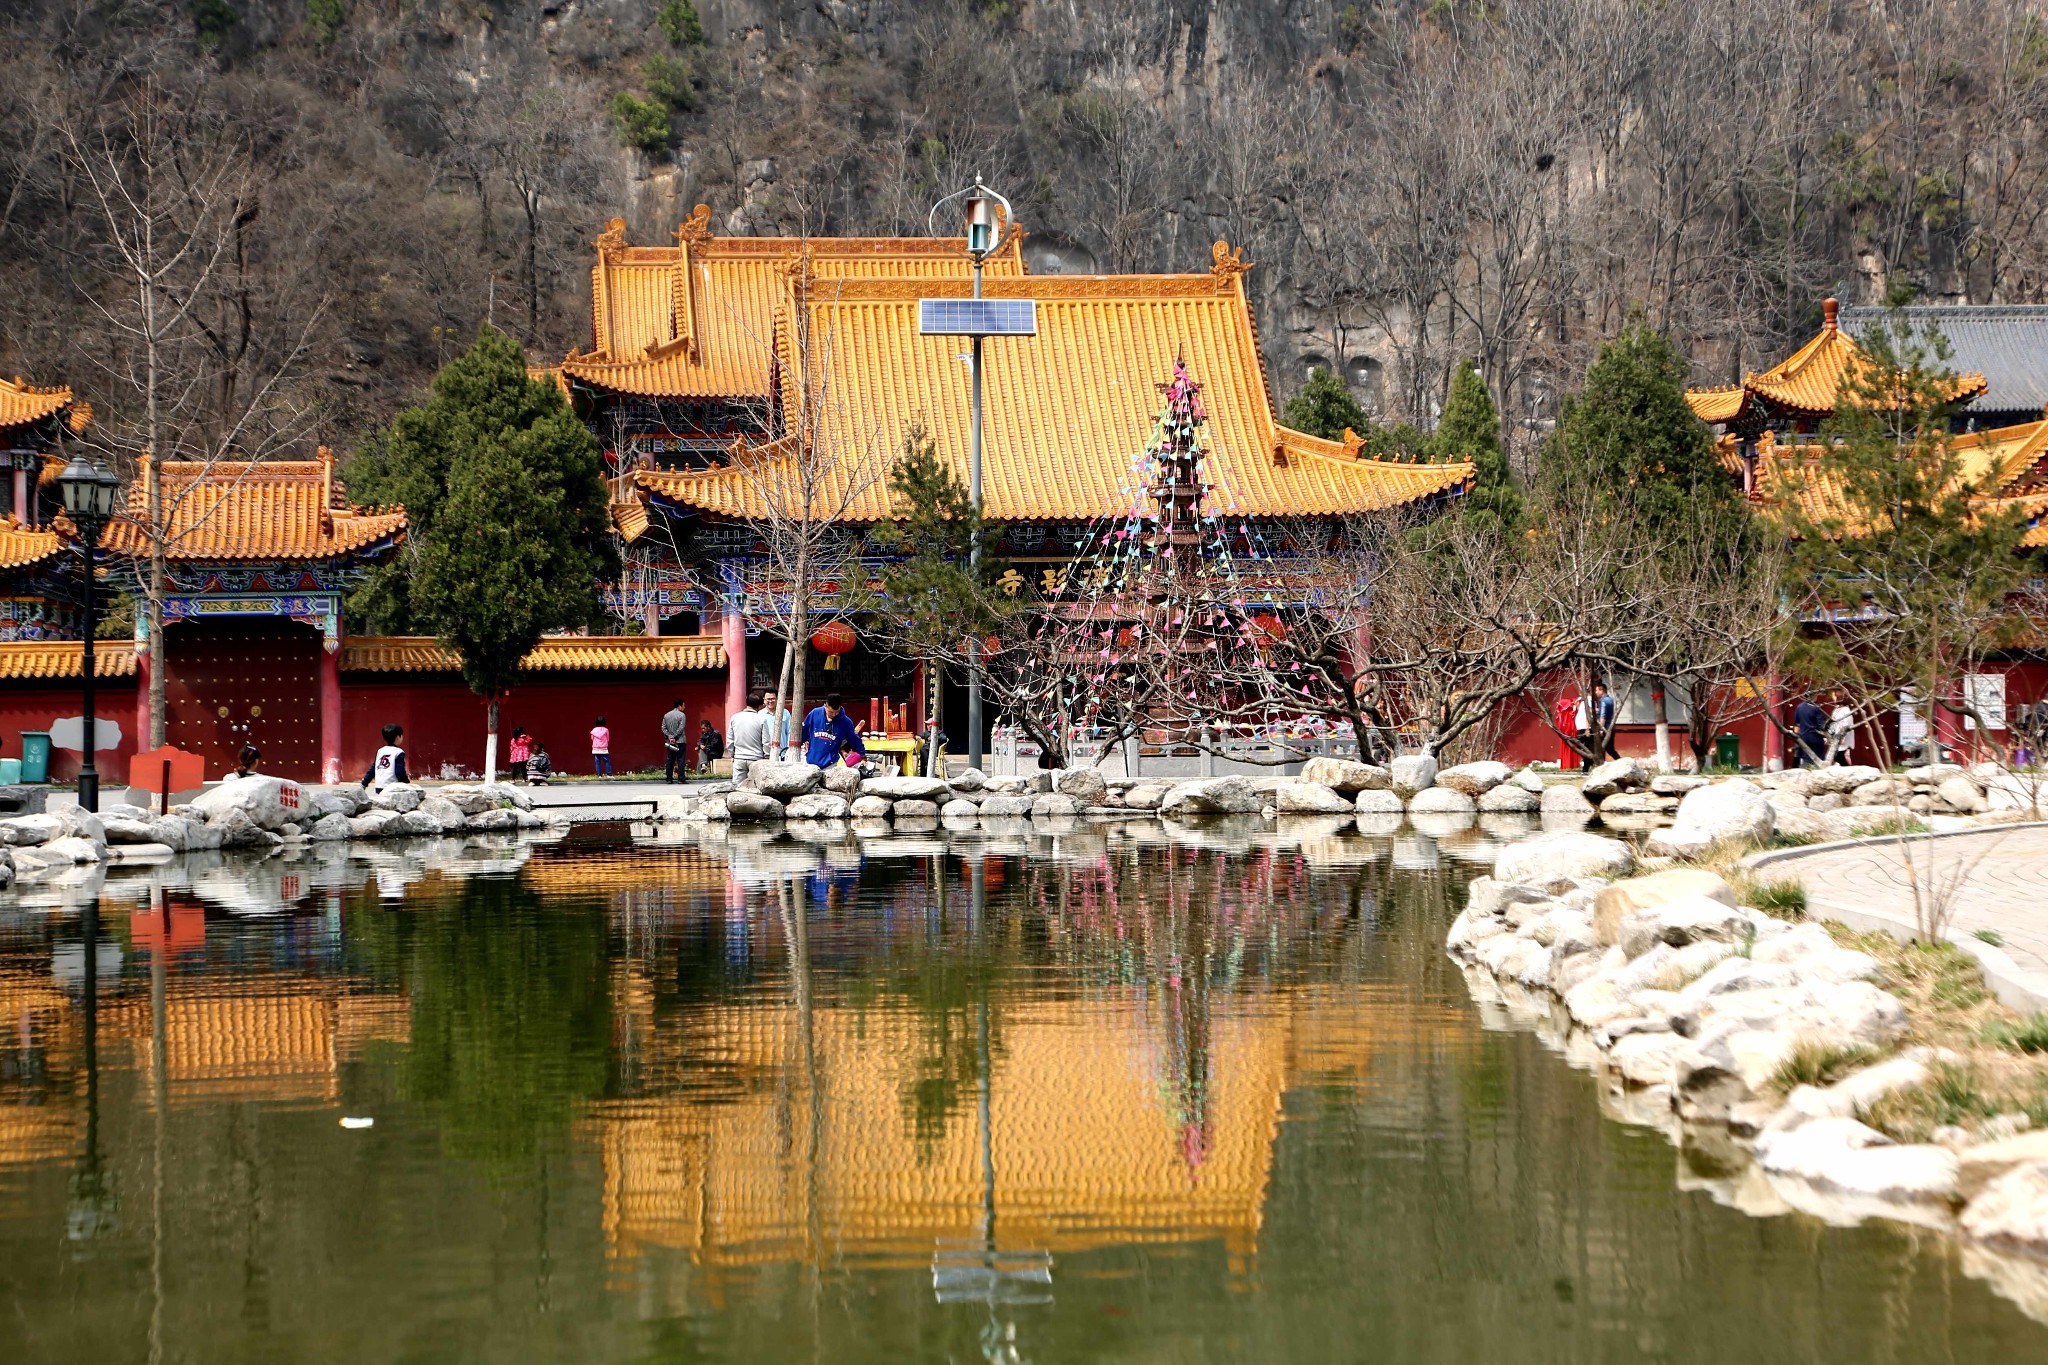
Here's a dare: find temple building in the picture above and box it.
[0,448,729,784]
[584,213,1474,740]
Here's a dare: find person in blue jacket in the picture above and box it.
[800,692,866,769]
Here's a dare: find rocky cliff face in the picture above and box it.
[2,0,2041,451]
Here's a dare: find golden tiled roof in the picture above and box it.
[636,267,1472,522]
[1741,415,2048,539]
[0,639,138,678]
[99,452,406,562]
[0,376,86,436]
[610,490,650,542]
[342,634,725,672]
[1688,298,1989,425]
[562,209,1026,402]
[0,519,61,570]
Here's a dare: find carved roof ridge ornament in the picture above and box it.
[675,203,715,245]
[596,217,629,254]
[1210,240,1251,291]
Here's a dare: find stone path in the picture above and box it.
[1767,824,2048,1009]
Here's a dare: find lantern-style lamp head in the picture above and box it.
[57,456,124,524]
[965,179,997,258]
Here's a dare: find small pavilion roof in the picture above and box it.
[0,377,88,439]
[1687,298,1988,427]
[99,451,406,563]
[560,206,1025,403]
[634,253,1472,524]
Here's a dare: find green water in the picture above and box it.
[0,819,2043,1363]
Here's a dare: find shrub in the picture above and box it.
[1772,1040,1878,1092]
[657,0,705,46]
[306,0,344,45]
[1973,927,2005,946]
[644,53,697,112]
[192,0,239,42]
[1985,1012,2048,1054]
[608,92,670,152]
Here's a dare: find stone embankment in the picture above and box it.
[1450,828,2048,1312]
[0,774,560,886]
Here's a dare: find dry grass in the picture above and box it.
[1822,923,2048,1141]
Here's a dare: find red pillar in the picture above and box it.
[722,606,746,726]
[12,469,27,525]
[1764,673,1785,770]
[134,637,152,756]
[319,639,342,784]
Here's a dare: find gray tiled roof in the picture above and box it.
[1839,305,2048,419]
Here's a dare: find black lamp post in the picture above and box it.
[56,456,125,812]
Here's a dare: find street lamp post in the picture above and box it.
[57,456,126,812]
[927,177,1019,774]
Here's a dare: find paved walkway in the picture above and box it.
[1761,825,2048,1010]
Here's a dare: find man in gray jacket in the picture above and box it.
[727,691,772,785]
[661,698,688,783]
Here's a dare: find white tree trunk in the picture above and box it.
[484,695,499,783]
[1652,687,1673,773]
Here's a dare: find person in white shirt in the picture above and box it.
[728,691,773,785]
[362,723,408,790]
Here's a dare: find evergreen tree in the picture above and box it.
[1541,321,1741,535]
[869,426,1006,653]
[1431,358,1521,533]
[1280,367,1368,443]
[350,327,613,777]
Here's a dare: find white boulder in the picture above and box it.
[190,775,305,831]
[1408,786,1477,815]
[1648,779,1774,858]
[1300,757,1391,793]
[725,790,787,821]
[1354,788,1404,814]
[1388,754,1438,797]
[751,762,823,799]
[862,774,951,801]
[1159,777,1261,815]
[366,782,425,814]
[1273,782,1354,814]
[1581,758,1648,800]
[974,795,1031,817]
[1477,784,1539,813]
[1031,792,1079,818]
[785,792,851,820]
[1054,768,1109,806]
[1435,761,1512,797]
[1494,831,1635,885]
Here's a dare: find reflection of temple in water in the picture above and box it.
[583,844,1478,1290]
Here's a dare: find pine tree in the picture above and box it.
[868,425,1007,665]
[1280,367,1368,443]
[351,327,614,778]
[1541,321,1740,536]
[1432,358,1521,533]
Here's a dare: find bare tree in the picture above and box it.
[62,72,323,745]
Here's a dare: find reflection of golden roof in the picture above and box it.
[100,452,406,562]
[0,376,87,436]
[1687,298,1989,425]
[0,639,138,678]
[116,979,411,1106]
[341,634,725,673]
[562,210,1026,401]
[522,847,733,901]
[586,980,1482,1276]
[636,268,1473,522]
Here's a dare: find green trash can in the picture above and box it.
[18,731,50,784]
[1714,732,1741,771]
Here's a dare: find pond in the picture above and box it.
[1,817,2043,1362]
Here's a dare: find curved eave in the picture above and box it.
[0,640,138,679]
[341,635,726,673]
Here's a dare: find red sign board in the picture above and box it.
[131,745,208,798]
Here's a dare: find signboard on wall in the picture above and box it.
[1966,673,2008,730]
[1898,689,1927,747]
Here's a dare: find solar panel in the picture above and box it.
[918,298,1039,336]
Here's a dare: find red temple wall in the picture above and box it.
[0,680,142,783]
[341,673,726,779]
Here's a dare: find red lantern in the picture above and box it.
[1248,613,1288,645]
[812,620,857,670]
